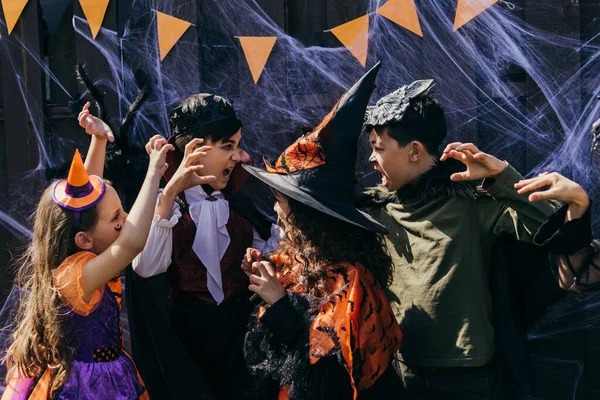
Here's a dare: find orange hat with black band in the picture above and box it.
[52,149,106,232]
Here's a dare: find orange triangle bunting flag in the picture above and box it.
[330,15,370,67]
[377,0,422,37]
[156,11,192,62]
[79,0,110,39]
[237,36,277,84]
[1,0,29,34]
[454,0,498,30]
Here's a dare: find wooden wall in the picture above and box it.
[0,1,599,398]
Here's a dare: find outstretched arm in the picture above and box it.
[132,136,218,278]
[80,136,172,299]
[441,142,554,240]
[79,102,115,178]
[516,172,600,292]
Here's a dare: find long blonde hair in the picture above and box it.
[4,182,99,397]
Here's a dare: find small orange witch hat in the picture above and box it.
[52,149,106,212]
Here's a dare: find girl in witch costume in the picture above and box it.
[241,63,405,399]
[132,94,278,399]
[2,104,172,399]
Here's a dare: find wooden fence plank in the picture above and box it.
[288,0,327,36]
[0,49,3,107]
[74,0,119,128]
[525,0,581,172]
[158,2,201,111]
[257,0,286,28]
[326,0,367,28]
[47,3,77,106]
[0,0,45,297]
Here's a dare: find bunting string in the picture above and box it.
[1,0,500,84]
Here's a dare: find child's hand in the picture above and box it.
[515,172,589,220]
[160,138,217,199]
[248,261,286,305]
[242,248,265,277]
[440,142,507,180]
[78,102,115,142]
[146,135,174,177]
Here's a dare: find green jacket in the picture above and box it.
[360,160,554,368]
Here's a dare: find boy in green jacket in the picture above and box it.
[359,80,554,399]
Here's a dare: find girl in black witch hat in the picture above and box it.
[241,63,405,399]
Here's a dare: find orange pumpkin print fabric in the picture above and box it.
[266,254,402,399]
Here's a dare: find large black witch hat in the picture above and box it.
[243,62,387,234]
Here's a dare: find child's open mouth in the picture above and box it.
[374,167,387,186]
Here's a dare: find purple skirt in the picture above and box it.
[58,353,145,400]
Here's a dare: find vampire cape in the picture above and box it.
[124,152,275,399]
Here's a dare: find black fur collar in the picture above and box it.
[358,159,479,207]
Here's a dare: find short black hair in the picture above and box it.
[369,95,447,156]
[169,94,242,151]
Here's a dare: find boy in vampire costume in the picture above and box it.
[59,68,277,399]
[129,94,279,399]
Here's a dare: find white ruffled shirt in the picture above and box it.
[132,187,282,304]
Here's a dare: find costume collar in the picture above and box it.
[359,159,478,207]
[184,185,230,304]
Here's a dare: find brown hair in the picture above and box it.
[4,182,99,397]
[275,196,393,295]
